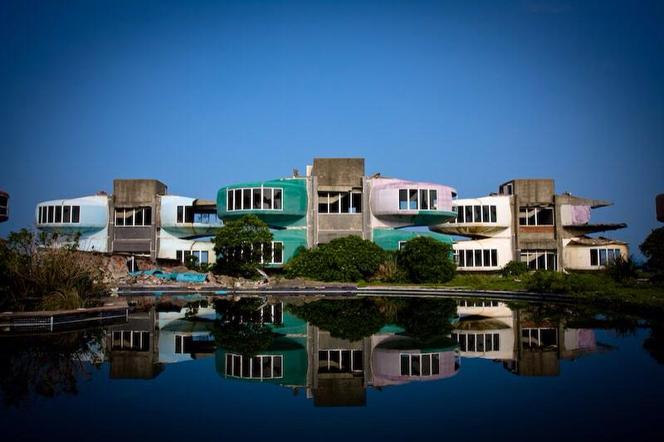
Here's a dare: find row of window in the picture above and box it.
[318,191,362,214]
[398,188,439,211]
[38,205,81,224]
[225,354,283,379]
[452,333,501,353]
[111,331,150,352]
[115,207,152,227]
[457,300,502,308]
[519,206,554,226]
[450,205,498,224]
[590,248,622,267]
[176,205,217,224]
[400,353,441,377]
[318,350,364,373]
[226,187,283,212]
[520,250,557,271]
[454,249,499,268]
[176,250,211,265]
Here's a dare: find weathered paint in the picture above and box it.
[372,228,453,251]
[217,178,308,228]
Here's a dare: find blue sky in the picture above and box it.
[1,0,662,257]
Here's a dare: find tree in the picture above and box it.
[397,237,456,283]
[640,227,664,275]
[213,215,273,277]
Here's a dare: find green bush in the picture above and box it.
[605,255,638,283]
[285,236,388,282]
[372,251,407,283]
[501,260,529,277]
[396,237,456,283]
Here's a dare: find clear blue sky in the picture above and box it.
[1,0,662,257]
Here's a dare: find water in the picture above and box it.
[1,295,663,441]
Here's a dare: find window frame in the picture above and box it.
[226,187,285,212]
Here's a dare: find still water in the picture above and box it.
[1,295,663,441]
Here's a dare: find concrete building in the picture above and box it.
[216,157,457,266]
[0,190,8,223]
[432,178,628,272]
[35,179,222,263]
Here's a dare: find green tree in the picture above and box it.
[285,235,387,282]
[397,237,456,283]
[213,215,273,277]
[640,227,664,275]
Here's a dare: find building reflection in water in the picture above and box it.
[104,296,609,403]
[451,299,606,377]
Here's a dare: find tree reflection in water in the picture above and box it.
[213,298,274,355]
[0,329,103,407]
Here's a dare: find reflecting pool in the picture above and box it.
[1,295,664,441]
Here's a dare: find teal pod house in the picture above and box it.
[372,229,454,252]
[217,178,308,266]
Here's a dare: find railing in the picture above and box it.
[0,305,128,333]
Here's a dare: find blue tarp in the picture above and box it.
[129,269,207,283]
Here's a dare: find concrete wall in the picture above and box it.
[311,158,364,190]
[113,179,167,206]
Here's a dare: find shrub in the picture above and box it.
[396,237,456,283]
[285,236,387,282]
[372,251,407,283]
[605,255,638,283]
[501,260,529,277]
[0,229,108,311]
[213,215,273,278]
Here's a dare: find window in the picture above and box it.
[398,188,439,211]
[589,248,621,267]
[115,207,152,227]
[519,206,554,226]
[456,249,499,268]
[451,205,498,223]
[0,195,7,217]
[225,354,284,379]
[176,250,212,265]
[177,205,215,224]
[520,250,557,271]
[226,187,284,211]
[111,331,150,351]
[400,353,440,376]
[318,191,362,214]
[453,333,500,352]
[38,205,81,224]
[318,350,363,373]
